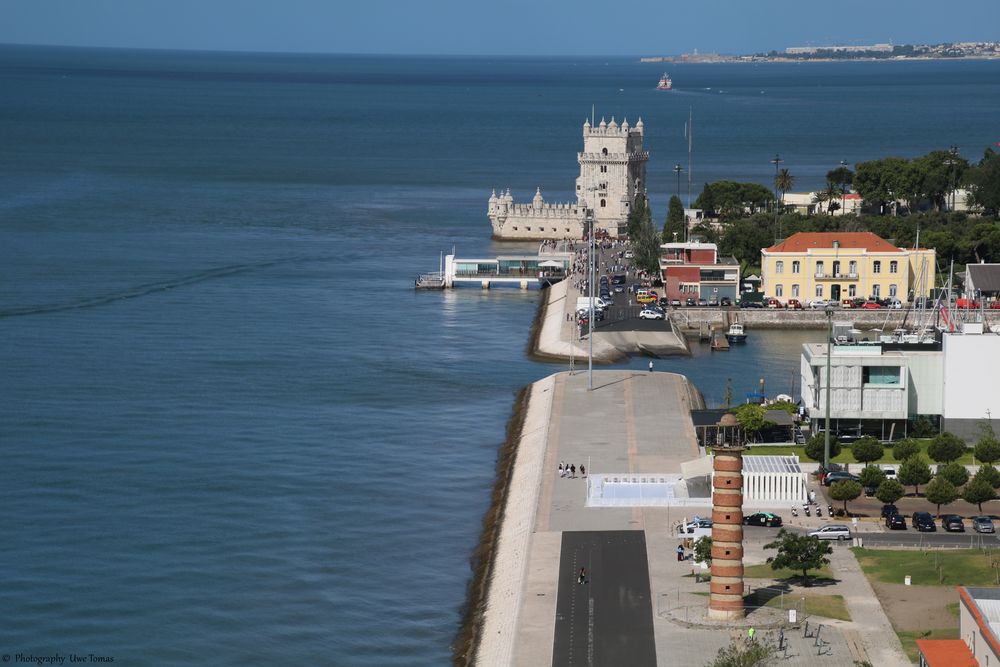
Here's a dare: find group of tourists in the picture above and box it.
[558,462,586,478]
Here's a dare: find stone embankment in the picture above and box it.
[529,280,689,362]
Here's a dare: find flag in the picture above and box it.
[939,302,954,332]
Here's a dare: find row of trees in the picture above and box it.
[693,529,833,587]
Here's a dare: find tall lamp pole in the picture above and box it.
[824,307,834,470]
[673,164,683,199]
[771,154,783,240]
[587,204,595,391]
[839,159,849,215]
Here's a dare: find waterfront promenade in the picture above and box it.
[472,369,908,666]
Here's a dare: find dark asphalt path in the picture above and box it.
[552,530,656,667]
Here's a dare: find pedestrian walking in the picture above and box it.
[570,464,576,477]
[580,465,586,477]
[648,360,654,372]
[578,567,587,584]
[558,463,563,477]
[747,627,756,642]
[676,544,684,561]
[560,462,566,478]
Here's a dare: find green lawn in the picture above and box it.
[852,547,1000,586]
[744,561,835,583]
[751,592,851,620]
[897,628,960,664]
[749,438,977,465]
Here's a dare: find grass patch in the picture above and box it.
[749,592,850,621]
[946,602,960,618]
[749,438,976,465]
[744,561,835,583]
[897,628,959,664]
[852,547,1000,586]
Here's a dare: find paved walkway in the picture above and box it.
[475,369,910,667]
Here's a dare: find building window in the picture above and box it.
[792,261,800,274]
[792,284,800,298]
[526,227,531,231]
[602,148,608,156]
[889,284,898,297]
[873,260,881,274]
[863,366,901,385]
[890,260,899,274]
[600,199,606,207]
[848,284,856,297]
[872,284,881,298]
[849,260,857,276]
[776,285,783,297]
[815,261,825,277]
[776,261,784,274]
[833,260,841,277]
[815,285,823,298]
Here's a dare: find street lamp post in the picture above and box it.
[839,159,848,215]
[587,205,595,390]
[824,307,834,470]
[673,163,683,199]
[771,154,783,240]
[946,146,960,212]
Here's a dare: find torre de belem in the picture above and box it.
[487,117,649,240]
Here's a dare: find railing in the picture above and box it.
[814,272,859,280]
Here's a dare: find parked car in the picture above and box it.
[697,298,708,307]
[973,516,996,533]
[685,297,696,307]
[885,513,907,530]
[611,274,626,285]
[614,284,625,293]
[740,300,764,309]
[658,297,671,308]
[679,517,713,533]
[823,471,860,487]
[707,296,719,307]
[861,301,882,310]
[786,299,803,310]
[942,515,966,532]
[670,298,681,307]
[809,524,851,541]
[639,309,664,320]
[766,298,783,309]
[809,299,835,309]
[743,512,783,527]
[881,466,897,480]
[637,293,657,304]
[880,504,899,519]
[720,296,733,307]
[887,298,904,309]
[840,299,856,309]
[990,302,1000,310]
[912,511,937,532]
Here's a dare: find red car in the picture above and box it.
[841,299,855,309]
[786,299,803,310]
[766,298,783,309]
[862,301,882,309]
[990,302,1000,310]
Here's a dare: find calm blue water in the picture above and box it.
[1,46,998,665]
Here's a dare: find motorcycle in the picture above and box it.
[816,506,823,517]
[790,507,798,517]
[804,505,811,516]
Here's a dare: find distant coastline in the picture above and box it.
[641,40,1000,64]
[640,54,1000,64]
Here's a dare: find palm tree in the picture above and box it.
[774,168,795,211]
[813,179,844,215]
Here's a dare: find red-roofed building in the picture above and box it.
[659,242,740,303]
[760,232,935,306]
[917,587,1000,666]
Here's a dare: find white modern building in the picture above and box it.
[741,455,807,504]
[801,322,1000,441]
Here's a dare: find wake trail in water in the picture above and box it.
[0,255,331,319]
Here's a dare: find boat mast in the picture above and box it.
[687,107,693,212]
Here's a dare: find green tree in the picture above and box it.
[829,479,863,515]
[975,436,1000,464]
[763,529,833,586]
[892,438,921,462]
[627,195,661,275]
[768,400,799,416]
[662,195,686,243]
[937,461,970,487]
[851,437,884,465]
[911,416,939,438]
[731,403,771,442]
[704,637,778,667]
[975,465,1000,489]
[963,478,997,513]
[858,465,887,490]
[928,432,968,463]
[693,536,712,566]
[966,148,1000,215]
[774,168,795,219]
[898,457,933,496]
[924,477,959,516]
[804,433,841,462]
[875,479,906,505]
[814,179,844,215]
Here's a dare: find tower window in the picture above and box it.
[600,199,606,207]
[602,148,608,156]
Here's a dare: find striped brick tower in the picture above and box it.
[708,414,746,621]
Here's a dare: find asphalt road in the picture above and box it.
[552,530,656,667]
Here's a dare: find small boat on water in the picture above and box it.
[656,73,673,91]
[414,272,445,289]
[725,322,747,344]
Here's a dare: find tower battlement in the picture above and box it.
[488,115,649,240]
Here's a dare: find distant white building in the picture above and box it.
[782,191,862,216]
[488,117,649,240]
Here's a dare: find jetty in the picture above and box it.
[434,251,573,289]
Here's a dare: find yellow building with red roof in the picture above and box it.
[760,232,936,306]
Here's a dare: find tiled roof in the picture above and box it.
[764,232,903,253]
[967,264,1000,293]
[915,639,976,666]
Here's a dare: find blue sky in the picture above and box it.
[2,0,998,56]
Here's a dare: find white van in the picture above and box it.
[881,465,897,480]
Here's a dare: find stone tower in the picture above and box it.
[487,116,649,240]
[708,413,746,621]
